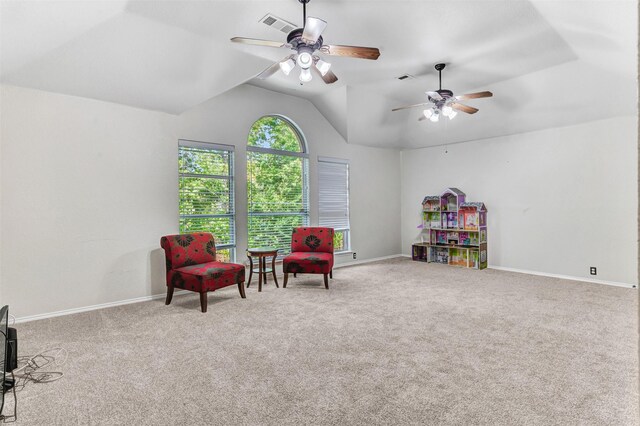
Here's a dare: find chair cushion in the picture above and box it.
[283,252,333,274]
[291,227,334,253]
[168,261,245,293]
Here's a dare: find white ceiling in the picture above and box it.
[1,0,636,149]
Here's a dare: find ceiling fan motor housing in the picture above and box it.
[287,28,324,51]
[429,89,453,106]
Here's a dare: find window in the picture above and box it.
[318,157,350,252]
[247,116,309,254]
[178,140,235,261]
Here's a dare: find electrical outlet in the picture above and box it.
[590,267,597,276]
[353,252,357,260]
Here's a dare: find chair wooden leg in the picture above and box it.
[165,285,174,305]
[324,274,329,289]
[293,272,297,278]
[330,270,333,279]
[283,273,288,288]
[200,292,208,313]
[238,281,246,299]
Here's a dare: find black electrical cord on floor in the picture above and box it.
[0,347,68,422]
[13,348,67,390]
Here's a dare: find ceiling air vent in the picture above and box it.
[260,13,298,34]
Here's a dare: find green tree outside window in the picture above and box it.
[247,116,309,253]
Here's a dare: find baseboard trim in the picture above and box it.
[334,254,404,269]
[402,253,635,289]
[488,265,636,289]
[16,254,405,323]
[14,289,191,324]
[16,256,633,323]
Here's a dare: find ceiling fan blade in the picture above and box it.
[313,64,338,84]
[230,37,288,48]
[426,91,442,101]
[391,102,430,112]
[255,55,294,80]
[302,17,327,44]
[320,44,380,60]
[418,115,427,121]
[455,91,493,101]
[451,102,479,114]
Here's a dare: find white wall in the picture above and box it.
[3,80,633,320]
[0,84,402,318]
[178,84,402,264]
[1,85,179,318]
[400,116,638,286]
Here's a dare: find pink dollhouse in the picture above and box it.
[413,188,488,269]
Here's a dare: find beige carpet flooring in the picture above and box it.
[9,258,639,425]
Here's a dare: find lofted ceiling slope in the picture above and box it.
[0,0,636,149]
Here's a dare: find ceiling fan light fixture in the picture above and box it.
[299,67,312,82]
[423,109,433,119]
[298,49,313,69]
[279,57,296,75]
[429,110,440,122]
[315,58,331,76]
[442,105,453,117]
[448,110,457,120]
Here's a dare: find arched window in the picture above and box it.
[247,116,309,253]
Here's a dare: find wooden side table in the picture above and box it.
[246,248,280,292]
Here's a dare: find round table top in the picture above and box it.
[246,247,280,255]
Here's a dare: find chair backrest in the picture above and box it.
[160,233,217,270]
[291,227,334,254]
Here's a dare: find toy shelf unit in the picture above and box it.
[414,188,488,269]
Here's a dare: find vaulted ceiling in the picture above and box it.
[1,1,636,148]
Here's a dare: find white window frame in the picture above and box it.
[178,139,236,261]
[318,156,351,253]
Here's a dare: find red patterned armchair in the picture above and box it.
[282,227,334,289]
[160,233,246,312]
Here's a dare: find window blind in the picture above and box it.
[318,157,350,251]
[247,151,309,254]
[178,140,235,260]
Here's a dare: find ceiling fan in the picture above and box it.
[231,0,380,84]
[392,63,493,122]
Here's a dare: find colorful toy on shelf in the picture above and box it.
[440,188,464,229]
[421,196,442,229]
[413,187,488,269]
[459,202,487,231]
